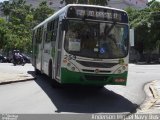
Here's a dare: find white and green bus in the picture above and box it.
[32,4,129,87]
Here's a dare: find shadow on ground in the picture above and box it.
[28,71,138,113]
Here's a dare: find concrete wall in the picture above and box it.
[108,0,148,9]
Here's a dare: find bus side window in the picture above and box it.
[46,19,58,42]
[35,27,43,44]
[39,27,42,43]
[46,31,52,42]
[36,28,41,44]
[51,20,55,41]
[46,21,52,42]
[35,30,38,44]
[53,18,59,41]
[32,30,35,42]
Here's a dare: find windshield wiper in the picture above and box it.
[105,21,116,35]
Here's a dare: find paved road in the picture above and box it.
[0,63,160,114]
[107,64,160,104]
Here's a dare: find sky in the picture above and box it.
[0,0,9,3]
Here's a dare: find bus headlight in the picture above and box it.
[118,69,122,74]
[65,61,80,72]
[63,59,68,63]
[113,65,127,74]
[122,66,126,70]
[67,63,71,67]
[71,67,75,71]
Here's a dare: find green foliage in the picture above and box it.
[149,0,160,10]
[0,18,9,49]
[33,1,54,24]
[0,1,10,16]
[125,1,160,53]
[0,0,54,53]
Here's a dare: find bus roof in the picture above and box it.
[33,4,127,30]
[68,4,126,12]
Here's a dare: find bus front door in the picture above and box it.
[55,23,63,80]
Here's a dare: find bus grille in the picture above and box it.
[85,75,109,81]
[82,69,111,73]
[76,61,117,68]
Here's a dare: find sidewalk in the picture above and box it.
[136,80,160,113]
[0,69,35,85]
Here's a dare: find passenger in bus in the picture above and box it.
[100,25,121,58]
[80,30,97,55]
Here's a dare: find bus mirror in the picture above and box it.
[62,19,68,31]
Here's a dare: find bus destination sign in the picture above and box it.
[67,6,128,23]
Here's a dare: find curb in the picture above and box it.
[122,80,160,120]
[0,77,36,85]
[136,80,160,113]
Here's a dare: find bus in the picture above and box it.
[32,4,129,87]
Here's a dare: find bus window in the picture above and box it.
[64,20,129,59]
[46,18,59,42]
[53,18,59,41]
[35,27,43,44]
[46,20,54,42]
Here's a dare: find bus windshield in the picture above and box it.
[64,20,129,59]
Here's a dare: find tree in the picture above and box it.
[33,1,54,24]
[0,0,33,52]
[125,1,160,62]
[0,18,9,49]
[149,1,160,61]
[0,0,55,53]
[0,0,11,20]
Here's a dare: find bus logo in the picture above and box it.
[95,69,100,73]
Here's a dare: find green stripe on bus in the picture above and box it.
[61,68,127,86]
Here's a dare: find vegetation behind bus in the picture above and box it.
[0,0,54,54]
[0,0,110,54]
[125,0,160,63]
[0,0,123,54]
[1,0,159,62]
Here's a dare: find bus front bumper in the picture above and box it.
[61,68,127,86]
